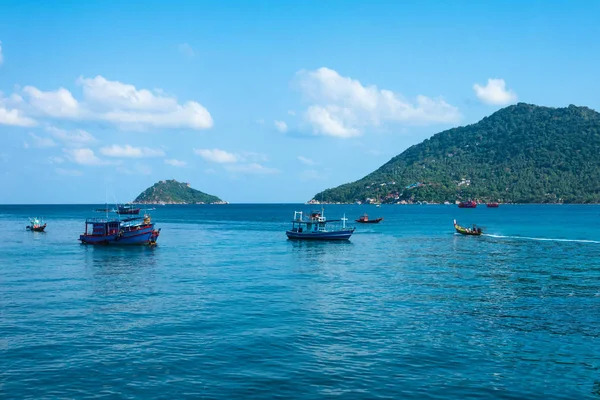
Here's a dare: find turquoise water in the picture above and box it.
[1,204,600,399]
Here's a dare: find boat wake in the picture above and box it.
[483,234,600,245]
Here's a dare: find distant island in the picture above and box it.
[134,179,227,204]
[312,103,600,204]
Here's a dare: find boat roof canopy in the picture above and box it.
[291,219,340,224]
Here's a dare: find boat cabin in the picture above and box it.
[84,218,121,236]
[289,210,349,233]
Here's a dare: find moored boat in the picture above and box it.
[486,202,499,208]
[116,204,141,215]
[79,214,160,245]
[26,217,47,232]
[355,213,383,224]
[453,219,482,236]
[458,200,477,208]
[286,209,355,240]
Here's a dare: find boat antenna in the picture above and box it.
[342,213,347,229]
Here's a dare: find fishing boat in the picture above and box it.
[79,214,160,245]
[26,217,47,232]
[458,200,477,208]
[486,202,500,208]
[115,204,141,215]
[453,219,482,236]
[355,213,383,224]
[286,209,355,240]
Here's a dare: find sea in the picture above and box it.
[1,204,599,399]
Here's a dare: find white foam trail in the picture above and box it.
[484,234,600,244]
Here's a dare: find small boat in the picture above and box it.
[79,214,160,245]
[115,204,141,215]
[355,213,383,224]
[26,217,47,232]
[458,200,477,208]
[486,202,500,208]
[453,219,482,236]
[286,209,355,240]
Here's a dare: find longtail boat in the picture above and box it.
[286,209,355,240]
[26,217,47,232]
[453,219,482,236]
[486,202,499,208]
[79,214,160,245]
[355,213,383,224]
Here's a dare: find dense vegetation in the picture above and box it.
[134,179,225,204]
[314,103,600,204]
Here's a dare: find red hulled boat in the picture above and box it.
[458,201,477,208]
[355,213,383,224]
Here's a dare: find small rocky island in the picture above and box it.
[134,179,227,204]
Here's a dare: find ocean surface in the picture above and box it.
[1,204,600,399]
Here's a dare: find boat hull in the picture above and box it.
[116,209,141,215]
[26,224,46,232]
[80,225,160,245]
[454,225,482,236]
[355,218,383,224]
[286,229,354,240]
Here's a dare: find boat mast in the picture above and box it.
[342,214,347,229]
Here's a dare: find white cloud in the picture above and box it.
[27,133,57,148]
[164,158,187,167]
[4,75,213,131]
[194,148,238,163]
[99,144,165,158]
[63,148,114,166]
[78,76,178,111]
[225,163,279,175]
[295,67,460,138]
[47,127,97,147]
[0,40,3,65]
[305,105,360,138]
[473,78,517,105]
[56,168,83,176]
[178,43,196,58]
[288,110,296,116]
[297,156,317,166]
[256,118,265,125]
[274,120,288,132]
[0,107,37,127]
[22,86,80,118]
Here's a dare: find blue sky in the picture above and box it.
[1,0,599,203]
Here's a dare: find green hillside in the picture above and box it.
[314,103,600,204]
[134,179,226,204]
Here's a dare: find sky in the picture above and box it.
[1,0,599,203]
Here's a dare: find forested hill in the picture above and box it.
[313,103,600,204]
[134,179,226,204]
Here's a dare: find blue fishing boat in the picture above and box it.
[286,209,355,240]
[79,214,160,245]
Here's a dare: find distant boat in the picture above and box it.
[79,214,160,245]
[26,217,46,232]
[355,213,383,224]
[458,200,477,208]
[487,202,500,208]
[116,204,141,215]
[453,219,482,236]
[286,209,355,240]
